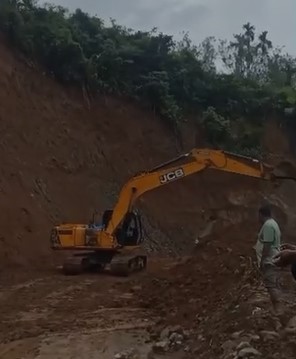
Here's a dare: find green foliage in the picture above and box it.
[200,107,264,158]
[1,1,296,154]
[200,107,231,146]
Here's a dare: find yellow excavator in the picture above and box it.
[50,148,296,276]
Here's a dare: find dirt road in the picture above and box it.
[0,266,161,359]
[1,252,296,359]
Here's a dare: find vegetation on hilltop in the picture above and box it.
[0,0,296,155]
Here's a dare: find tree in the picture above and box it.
[197,36,217,73]
[200,107,231,147]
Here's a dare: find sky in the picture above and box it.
[39,0,296,55]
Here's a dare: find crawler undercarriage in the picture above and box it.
[62,250,147,277]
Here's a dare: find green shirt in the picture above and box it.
[254,218,281,266]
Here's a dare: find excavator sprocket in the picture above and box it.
[110,254,147,277]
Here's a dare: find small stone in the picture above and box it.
[168,325,183,335]
[259,330,279,341]
[248,334,260,342]
[169,332,184,344]
[252,307,262,315]
[236,342,251,351]
[114,348,138,359]
[197,334,205,341]
[286,316,296,330]
[237,347,261,358]
[231,331,244,339]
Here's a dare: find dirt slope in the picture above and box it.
[0,38,295,275]
[0,39,177,271]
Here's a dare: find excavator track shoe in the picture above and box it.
[110,255,147,277]
[62,253,106,275]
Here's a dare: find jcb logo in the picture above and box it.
[159,168,185,184]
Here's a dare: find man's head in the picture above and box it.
[258,204,272,224]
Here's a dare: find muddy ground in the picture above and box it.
[1,237,296,359]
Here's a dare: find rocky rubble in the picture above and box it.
[112,325,192,359]
[221,333,262,359]
[151,325,192,354]
[220,327,296,359]
[130,242,296,359]
[114,348,140,359]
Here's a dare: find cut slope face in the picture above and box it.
[0,41,178,271]
[0,40,295,274]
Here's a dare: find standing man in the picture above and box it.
[254,205,284,325]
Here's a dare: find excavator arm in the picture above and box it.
[105,148,278,236]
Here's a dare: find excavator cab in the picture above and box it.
[88,210,102,228]
[102,209,144,247]
[116,211,144,246]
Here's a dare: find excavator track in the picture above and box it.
[62,252,106,275]
[62,256,85,275]
[110,254,147,277]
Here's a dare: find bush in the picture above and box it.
[200,107,231,147]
